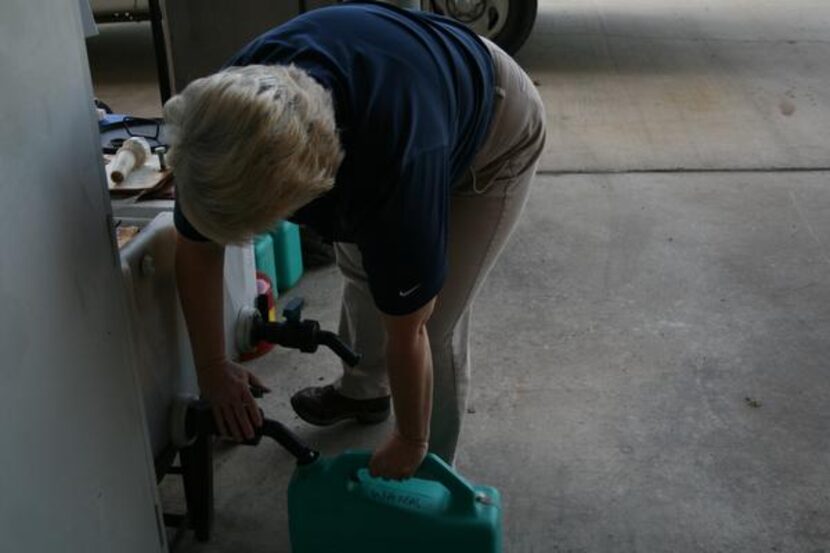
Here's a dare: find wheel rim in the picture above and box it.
[429,0,510,40]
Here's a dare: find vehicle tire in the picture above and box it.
[425,0,538,55]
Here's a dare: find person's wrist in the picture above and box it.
[197,357,228,380]
[393,429,429,450]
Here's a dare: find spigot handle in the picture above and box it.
[249,384,269,398]
[282,297,305,322]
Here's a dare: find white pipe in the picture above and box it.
[110,137,151,183]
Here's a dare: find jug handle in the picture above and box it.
[335,450,479,514]
[413,453,479,513]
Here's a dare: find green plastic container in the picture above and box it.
[253,233,278,296]
[269,221,303,292]
[288,451,502,552]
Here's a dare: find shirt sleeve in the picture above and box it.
[174,201,210,242]
[357,149,450,316]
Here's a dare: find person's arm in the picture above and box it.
[369,298,436,479]
[175,234,269,440]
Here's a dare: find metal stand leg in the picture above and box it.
[148,0,172,103]
[180,434,214,542]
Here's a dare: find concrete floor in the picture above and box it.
[86,1,830,551]
[522,0,830,172]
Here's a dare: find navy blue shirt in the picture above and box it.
[175,2,495,315]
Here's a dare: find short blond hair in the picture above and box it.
[164,65,343,244]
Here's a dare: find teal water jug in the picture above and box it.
[288,450,502,552]
[253,233,279,295]
[269,221,303,292]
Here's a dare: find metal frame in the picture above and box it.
[155,436,215,548]
[147,0,172,103]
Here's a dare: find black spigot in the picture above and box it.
[251,295,362,367]
[183,398,318,466]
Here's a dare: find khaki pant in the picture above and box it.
[334,38,546,463]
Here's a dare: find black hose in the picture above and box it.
[260,420,319,466]
[318,330,362,367]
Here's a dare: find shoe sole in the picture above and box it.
[290,397,390,427]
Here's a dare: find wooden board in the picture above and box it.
[105,154,172,193]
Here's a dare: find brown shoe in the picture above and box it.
[290,385,390,426]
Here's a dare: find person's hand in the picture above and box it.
[197,359,271,441]
[369,431,429,480]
